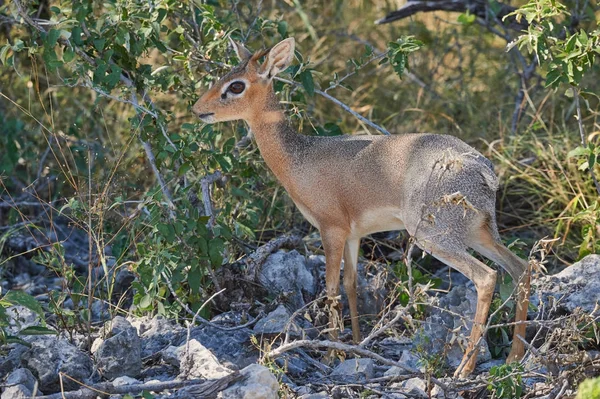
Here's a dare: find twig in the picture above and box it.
[161,272,260,332]
[200,171,223,228]
[264,339,449,392]
[359,305,407,348]
[242,234,303,280]
[184,288,227,372]
[274,77,391,135]
[324,52,387,93]
[129,93,176,214]
[35,372,242,399]
[510,59,537,135]
[573,87,600,195]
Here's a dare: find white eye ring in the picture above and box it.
[220,79,249,99]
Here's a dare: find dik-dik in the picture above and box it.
[192,37,530,377]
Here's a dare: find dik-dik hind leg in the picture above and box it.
[344,238,360,343]
[321,227,348,341]
[470,230,530,363]
[421,240,497,377]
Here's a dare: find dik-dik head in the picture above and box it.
[192,38,295,123]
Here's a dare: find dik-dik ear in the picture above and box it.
[229,37,252,61]
[258,37,295,79]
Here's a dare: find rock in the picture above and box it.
[299,393,329,399]
[309,255,388,318]
[112,376,141,386]
[220,364,279,399]
[178,339,232,379]
[129,315,185,358]
[162,345,180,367]
[377,336,413,359]
[330,358,374,382]
[533,255,600,315]
[22,336,94,393]
[275,353,310,376]
[401,377,428,398]
[91,299,111,322]
[1,385,32,399]
[384,350,423,376]
[416,285,491,368]
[5,368,38,392]
[253,304,303,337]
[5,305,40,334]
[92,316,141,380]
[476,358,504,373]
[211,311,247,326]
[0,343,29,377]
[353,262,388,318]
[188,325,255,369]
[259,250,316,310]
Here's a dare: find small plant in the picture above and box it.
[0,290,56,350]
[386,36,425,79]
[487,362,525,399]
[577,376,600,399]
[392,261,441,308]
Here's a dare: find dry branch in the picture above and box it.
[36,372,242,399]
[376,0,527,31]
[265,339,449,392]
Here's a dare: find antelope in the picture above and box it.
[192,37,531,377]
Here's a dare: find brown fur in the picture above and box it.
[192,38,531,377]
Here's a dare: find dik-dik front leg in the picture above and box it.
[321,227,349,341]
[344,238,361,343]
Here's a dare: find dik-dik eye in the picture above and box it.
[227,81,245,94]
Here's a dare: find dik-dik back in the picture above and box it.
[193,37,530,378]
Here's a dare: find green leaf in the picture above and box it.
[208,238,224,267]
[457,12,476,25]
[46,29,60,47]
[105,66,122,88]
[19,326,58,336]
[72,27,84,46]
[300,70,315,97]
[178,162,192,176]
[139,294,152,309]
[63,47,75,63]
[278,21,288,38]
[157,223,175,242]
[188,265,201,295]
[93,38,107,52]
[5,335,31,347]
[3,291,44,318]
[567,146,589,158]
[0,44,12,66]
[214,154,232,172]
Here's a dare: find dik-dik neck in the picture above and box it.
[245,90,307,180]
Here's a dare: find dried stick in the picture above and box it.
[161,271,259,332]
[35,372,242,399]
[200,171,223,228]
[265,339,449,392]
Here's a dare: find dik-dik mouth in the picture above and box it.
[197,112,215,123]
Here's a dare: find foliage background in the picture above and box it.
[0,0,599,321]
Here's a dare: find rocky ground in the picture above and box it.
[1,225,600,398]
